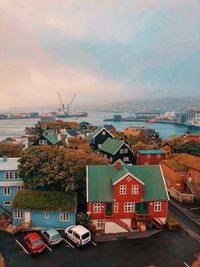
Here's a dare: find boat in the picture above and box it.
[185,121,200,133]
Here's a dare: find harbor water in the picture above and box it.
[0,111,186,140]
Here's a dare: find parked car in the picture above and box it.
[64,225,91,247]
[41,228,62,246]
[24,233,46,254]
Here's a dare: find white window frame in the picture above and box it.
[157,154,161,158]
[4,187,11,195]
[124,148,128,154]
[124,202,135,212]
[123,157,129,162]
[154,202,161,212]
[17,186,22,190]
[59,213,69,221]
[5,172,13,180]
[97,219,104,229]
[14,172,20,180]
[120,185,127,195]
[147,154,151,158]
[14,210,23,219]
[4,201,11,205]
[39,139,47,145]
[180,171,184,176]
[44,212,49,219]
[93,203,101,213]
[132,185,139,194]
[114,202,118,213]
[119,149,124,154]
[102,131,106,135]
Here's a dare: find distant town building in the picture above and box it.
[182,131,200,141]
[136,150,166,165]
[135,112,160,119]
[89,127,114,150]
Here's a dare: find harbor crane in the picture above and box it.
[67,94,76,113]
[58,92,65,113]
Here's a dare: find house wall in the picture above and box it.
[92,130,113,150]
[188,168,200,192]
[0,170,23,214]
[161,162,187,192]
[184,135,200,141]
[12,210,76,228]
[137,153,166,165]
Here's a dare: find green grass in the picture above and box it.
[12,190,77,212]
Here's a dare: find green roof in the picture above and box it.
[87,165,168,202]
[89,126,102,140]
[43,134,58,145]
[138,150,165,154]
[100,138,124,155]
[188,131,200,136]
[12,190,77,212]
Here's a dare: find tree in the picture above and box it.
[0,143,23,157]
[175,140,200,157]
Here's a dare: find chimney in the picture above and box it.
[3,155,7,162]
[115,161,121,170]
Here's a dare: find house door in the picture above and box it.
[24,211,31,222]
[135,202,148,214]
[106,203,112,216]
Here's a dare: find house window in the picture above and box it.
[17,186,22,190]
[188,172,192,178]
[157,154,161,158]
[94,203,101,213]
[144,162,149,165]
[119,149,124,154]
[123,157,129,162]
[44,212,49,219]
[114,203,118,213]
[59,213,69,221]
[120,185,127,195]
[4,201,11,205]
[98,144,102,149]
[14,172,19,180]
[102,131,106,135]
[124,148,128,153]
[180,171,184,176]
[4,187,10,195]
[39,139,47,145]
[14,210,23,219]
[124,202,135,212]
[132,185,138,194]
[97,220,104,229]
[154,202,161,211]
[147,154,151,158]
[5,172,13,180]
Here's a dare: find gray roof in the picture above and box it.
[0,157,19,171]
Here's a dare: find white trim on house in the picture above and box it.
[113,171,145,186]
[86,165,89,202]
[160,166,170,201]
[92,127,114,139]
[113,142,134,156]
[0,181,23,187]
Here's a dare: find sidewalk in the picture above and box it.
[93,229,161,243]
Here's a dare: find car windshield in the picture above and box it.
[51,234,61,240]
[32,239,43,246]
[82,232,90,240]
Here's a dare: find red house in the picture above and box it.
[87,161,169,234]
[182,131,200,141]
[136,150,166,165]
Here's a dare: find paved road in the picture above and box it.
[0,229,199,267]
[169,202,200,237]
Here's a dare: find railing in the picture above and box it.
[13,221,32,234]
[0,204,12,217]
[186,180,200,200]
[114,218,129,231]
[152,218,163,230]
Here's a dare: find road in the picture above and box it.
[169,202,200,240]
[0,229,199,267]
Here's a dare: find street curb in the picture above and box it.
[170,200,200,227]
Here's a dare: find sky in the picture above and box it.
[0,0,200,110]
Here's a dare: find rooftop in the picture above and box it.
[12,190,77,212]
[43,134,58,145]
[87,164,168,202]
[0,157,19,171]
[138,150,165,155]
[100,138,125,155]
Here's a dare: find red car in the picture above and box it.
[24,233,46,254]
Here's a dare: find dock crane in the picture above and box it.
[67,94,76,113]
[58,92,65,113]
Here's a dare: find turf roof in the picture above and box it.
[12,190,77,212]
[87,165,168,202]
[100,138,124,155]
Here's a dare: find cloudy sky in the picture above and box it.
[0,0,200,110]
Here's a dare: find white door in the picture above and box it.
[24,211,31,222]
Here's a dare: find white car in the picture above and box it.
[64,225,91,247]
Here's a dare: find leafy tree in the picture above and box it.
[0,143,24,157]
[175,140,200,157]
[25,121,43,137]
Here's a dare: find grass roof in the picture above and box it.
[12,190,77,212]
